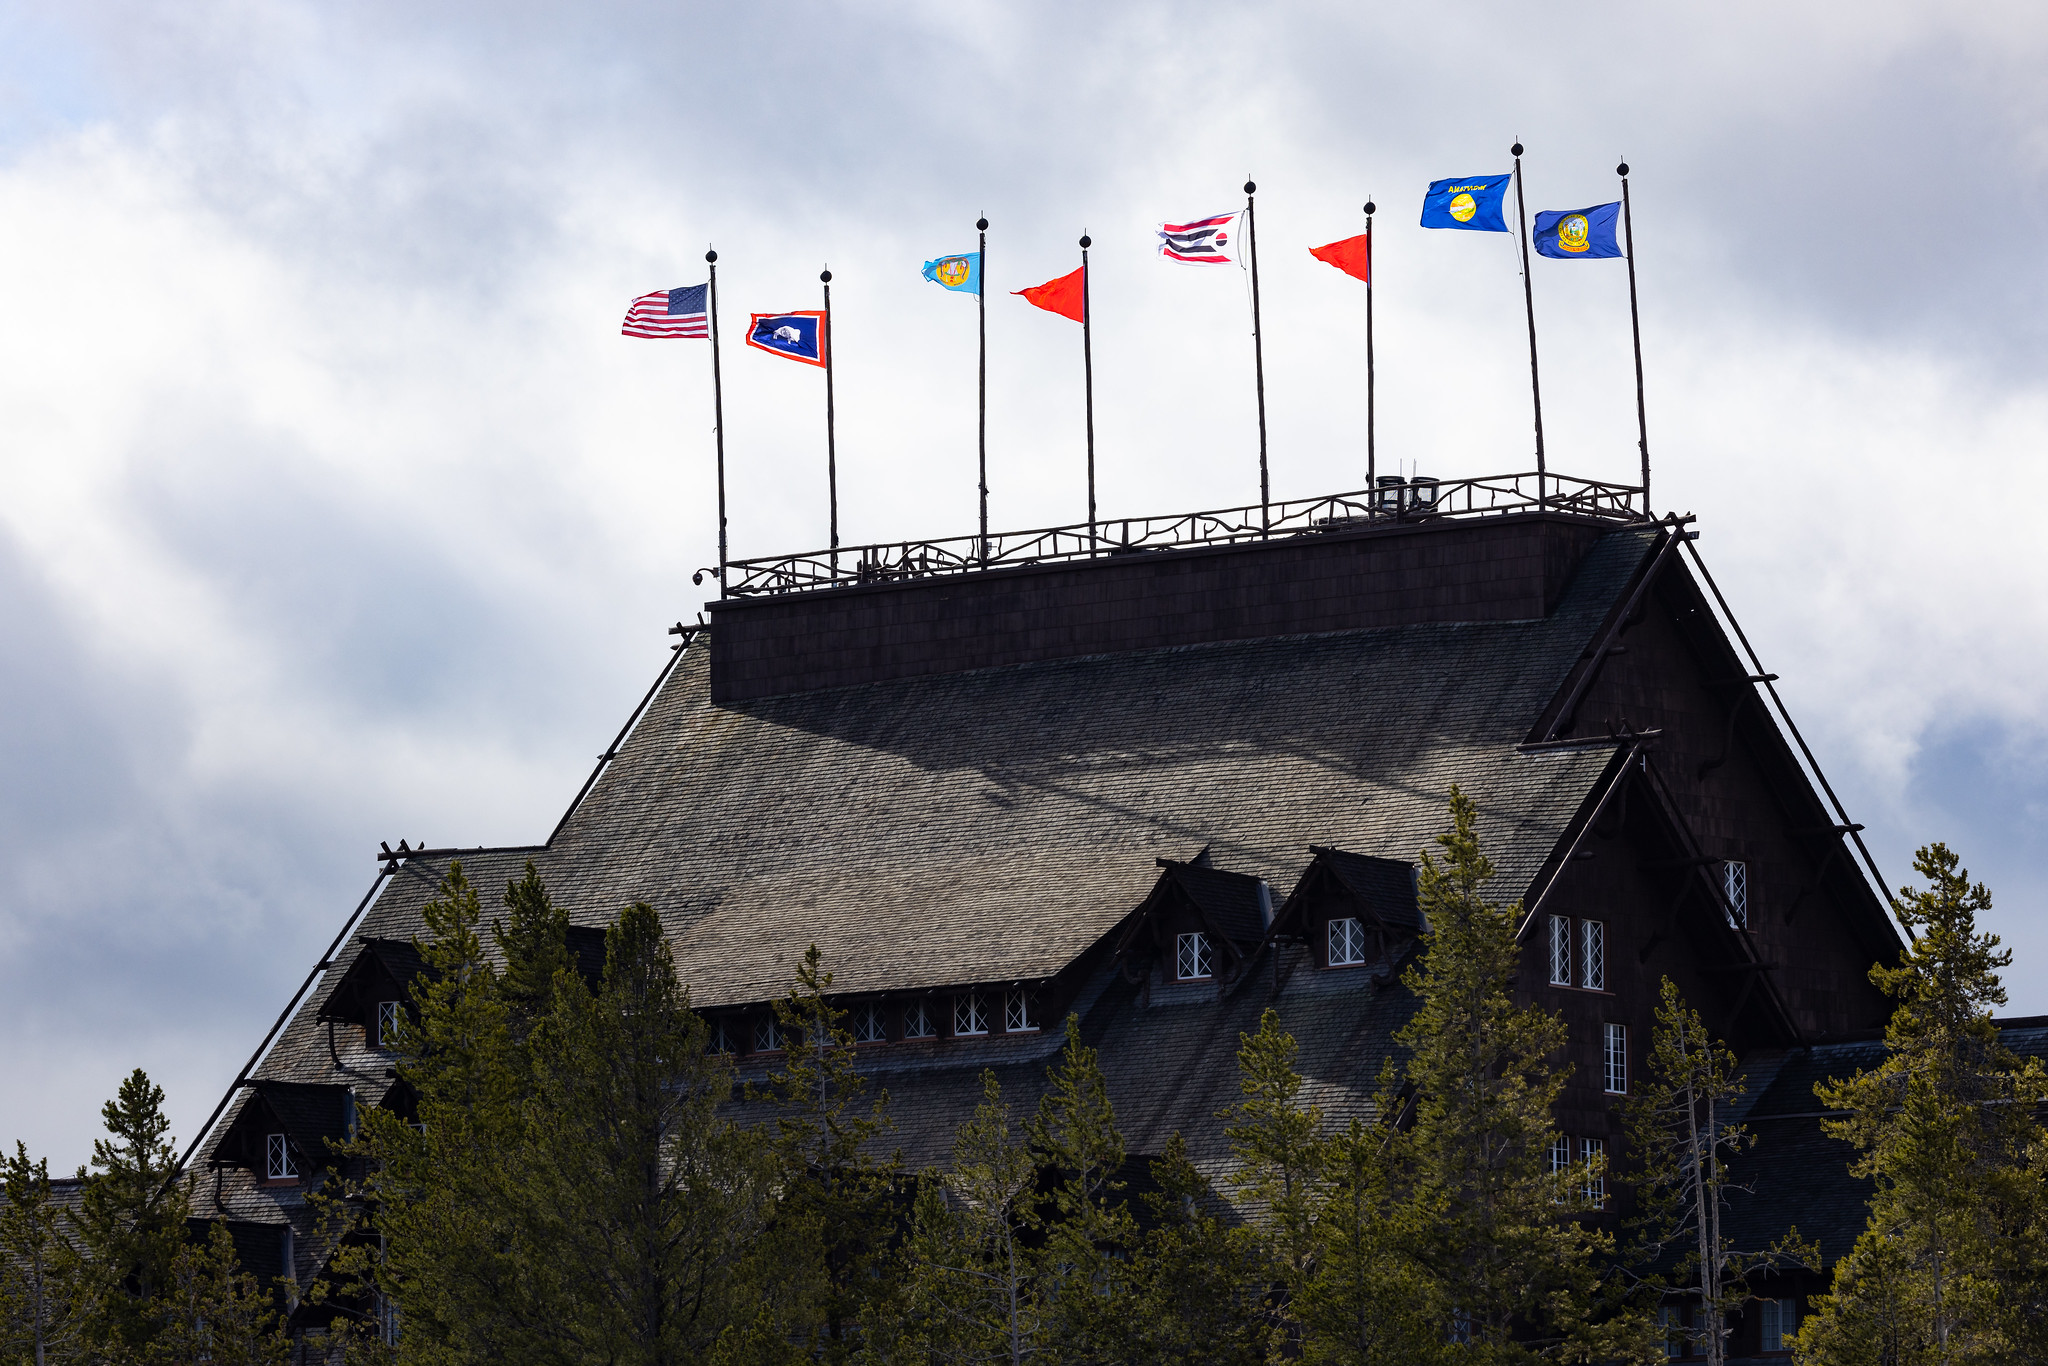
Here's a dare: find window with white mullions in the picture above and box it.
[954,993,989,1036]
[1548,1133,1571,1202]
[1175,932,1214,981]
[753,1018,782,1054]
[1004,992,1034,1032]
[1579,919,1605,991]
[903,1001,935,1039]
[1758,1297,1798,1352]
[1722,860,1749,928]
[1328,917,1367,967]
[266,1133,297,1181]
[376,1000,401,1049]
[1604,1023,1628,1094]
[1580,1136,1605,1206]
[854,1004,887,1044]
[1548,915,1571,985]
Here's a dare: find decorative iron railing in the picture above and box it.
[717,470,1646,598]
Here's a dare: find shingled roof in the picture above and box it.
[293,525,1658,1023]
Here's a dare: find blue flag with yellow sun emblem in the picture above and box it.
[1533,202,1622,259]
[1421,173,1511,232]
[922,253,981,294]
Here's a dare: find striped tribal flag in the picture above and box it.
[1157,211,1239,265]
[622,284,709,338]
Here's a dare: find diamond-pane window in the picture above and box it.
[709,1019,733,1054]
[266,1133,297,1181]
[1548,916,1571,985]
[1328,917,1367,966]
[903,1002,934,1039]
[1176,932,1213,981]
[954,994,989,1036]
[1722,860,1749,928]
[376,1000,401,1049]
[1004,992,1034,1032]
[1579,920,1606,991]
[753,1018,782,1054]
[854,1005,886,1044]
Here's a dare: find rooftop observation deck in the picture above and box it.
[704,470,1650,703]
[719,470,1647,598]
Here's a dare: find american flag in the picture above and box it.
[622,284,709,338]
[1157,212,1239,265]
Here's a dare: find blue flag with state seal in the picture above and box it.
[1421,173,1511,232]
[922,253,981,294]
[1533,202,1622,259]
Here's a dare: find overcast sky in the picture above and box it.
[4,1,2046,1169]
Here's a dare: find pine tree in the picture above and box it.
[760,943,899,1361]
[493,859,573,1027]
[1124,1133,1269,1366]
[1795,843,2048,1365]
[144,1221,288,1366]
[1296,1107,1440,1366]
[1026,1016,1137,1365]
[74,1068,188,1360]
[1621,977,1812,1366]
[1394,786,1622,1362]
[1223,1005,1325,1336]
[1,1141,95,1366]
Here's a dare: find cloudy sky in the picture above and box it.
[4,1,2046,1169]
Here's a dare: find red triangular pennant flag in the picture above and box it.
[1015,266,1086,323]
[1309,233,1370,284]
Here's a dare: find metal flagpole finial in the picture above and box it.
[1617,160,1630,177]
[1244,179,1256,195]
[706,248,717,263]
[1079,234,1091,248]
[1511,140,1524,157]
[977,215,989,231]
[820,268,832,283]
[1363,199,1376,215]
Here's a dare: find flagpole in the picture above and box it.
[822,267,838,576]
[977,215,989,563]
[1510,141,1547,512]
[1243,180,1270,534]
[707,248,728,585]
[1619,161,1650,520]
[1363,200,1376,499]
[1081,233,1096,547]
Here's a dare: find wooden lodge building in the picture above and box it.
[184,473,2030,1360]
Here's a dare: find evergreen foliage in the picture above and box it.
[144,1221,287,1366]
[1794,843,2048,1365]
[1,1142,95,1365]
[74,1069,189,1360]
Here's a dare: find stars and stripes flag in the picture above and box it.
[621,284,709,338]
[1157,211,1240,265]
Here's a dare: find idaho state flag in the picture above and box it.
[1015,267,1085,323]
[1309,233,1370,283]
[1532,202,1622,259]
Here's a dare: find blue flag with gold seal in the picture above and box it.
[1533,202,1622,259]
[1421,173,1511,232]
[922,253,981,294]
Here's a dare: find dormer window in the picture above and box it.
[1547,917,1605,991]
[266,1133,297,1182]
[854,1004,887,1044]
[752,1018,782,1054]
[1175,932,1213,981]
[954,993,989,1037]
[904,1001,935,1039]
[1004,992,1035,1032]
[375,1001,401,1050]
[1327,917,1367,967]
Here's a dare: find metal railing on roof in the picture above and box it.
[717,470,1648,599]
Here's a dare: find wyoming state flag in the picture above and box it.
[1532,202,1622,259]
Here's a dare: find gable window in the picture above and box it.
[1604,1023,1629,1094]
[1758,1297,1798,1352]
[265,1133,297,1182]
[709,1018,734,1055]
[854,1004,887,1045]
[375,1001,402,1050]
[1579,920,1606,991]
[1175,932,1213,981]
[1004,992,1035,1033]
[1580,1136,1605,1206]
[1722,860,1749,929]
[954,993,989,1037]
[752,1018,782,1054]
[1328,917,1367,967]
[1548,915,1571,985]
[903,1001,935,1039]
